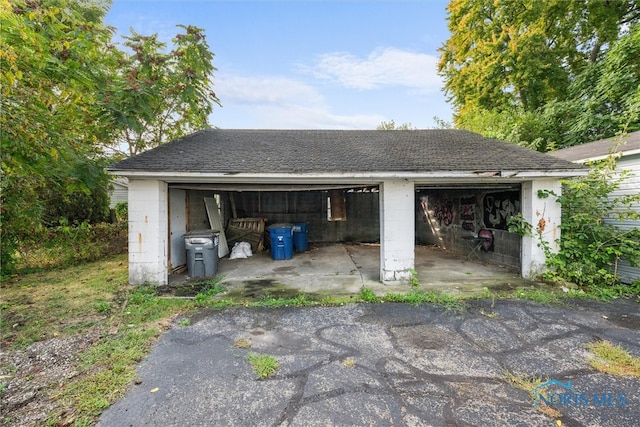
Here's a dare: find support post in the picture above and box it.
[520,179,562,280]
[379,180,415,284]
[128,179,168,285]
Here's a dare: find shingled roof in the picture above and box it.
[108,129,584,175]
[552,131,640,163]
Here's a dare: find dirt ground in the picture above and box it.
[1,333,101,426]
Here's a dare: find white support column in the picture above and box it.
[379,180,415,284]
[520,179,562,280]
[128,179,169,285]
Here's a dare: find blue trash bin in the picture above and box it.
[292,222,309,252]
[268,224,293,260]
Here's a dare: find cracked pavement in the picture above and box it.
[98,298,640,426]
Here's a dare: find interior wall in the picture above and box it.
[416,189,522,269]
[186,190,380,244]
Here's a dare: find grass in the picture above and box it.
[503,370,562,419]
[587,340,640,378]
[0,255,196,426]
[2,253,637,426]
[246,353,279,379]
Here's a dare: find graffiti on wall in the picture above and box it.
[460,197,476,232]
[420,195,453,226]
[433,198,453,226]
[483,191,520,230]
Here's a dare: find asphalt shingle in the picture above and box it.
[108,129,584,174]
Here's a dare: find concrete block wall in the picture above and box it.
[379,180,415,283]
[208,190,380,244]
[128,179,168,285]
[415,189,522,269]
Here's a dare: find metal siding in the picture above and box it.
[110,184,129,208]
[610,154,640,283]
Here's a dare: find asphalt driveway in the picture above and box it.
[98,298,640,426]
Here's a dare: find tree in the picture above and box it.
[1,0,114,274]
[102,26,221,156]
[545,24,640,147]
[438,0,640,150]
[509,142,640,291]
[377,120,415,130]
[0,0,222,275]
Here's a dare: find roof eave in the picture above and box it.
[106,169,587,184]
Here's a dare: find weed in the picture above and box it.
[342,357,356,367]
[359,287,380,303]
[95,300,111,314]
[503,370,562,419]
[234,338,252,349]
[193,278,226,306]
[409,268,420,287]
[383,290,466,313]
[251,294,316,308]
[587,340,640,378]
[177,318,191,327]
[479,309,499,318]
[512,287,562,304]
[246,353,279,379]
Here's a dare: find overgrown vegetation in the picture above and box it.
[0,257,195,425]
[587,340,640,378]
[2,251,638,427]
[14,221,127,274]
[503,370,562,419]
[508,147,640,296]
[359,287,466,313]
[1,0,221,277]
[439,1,640,151]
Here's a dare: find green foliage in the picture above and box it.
[359,287,381,303]
[246,353,279,379]
[251,293,315,308]
[438,0,640,150]
[1,0,114,275]
[376,119,415,130]
[14,221,127,272]
[547,153,640,288]
[193,279,226,306]
[0,1,221,276]
[103,25,221,156]
[409,268,420,287]
[114,202,128,223]
[383,290,466,313]
[509,147,640,292]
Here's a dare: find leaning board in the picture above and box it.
[204,197,230,258]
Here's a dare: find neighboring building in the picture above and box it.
[109,177,129,209]
[553,131,640,284]
[107,129,586,286]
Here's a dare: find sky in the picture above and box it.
[104,0,453,130]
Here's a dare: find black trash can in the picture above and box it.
[184,230,219,278]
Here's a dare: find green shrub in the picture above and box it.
[509,147,640,293]
[114,202,128,223]
[14,221,127,272]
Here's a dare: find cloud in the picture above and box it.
[214,74,385,129]
[302,47,442,92]
[217,75,324,106]
[250,104,385,129]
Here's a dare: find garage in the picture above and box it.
[107,129,585,286]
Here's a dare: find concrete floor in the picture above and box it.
[172,243,537,298]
